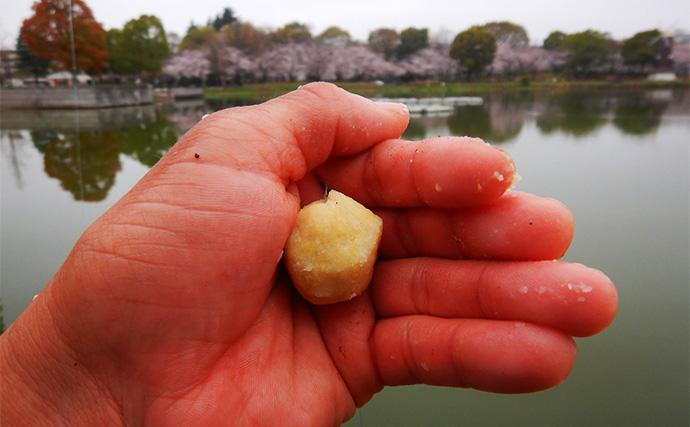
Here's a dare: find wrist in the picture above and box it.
[1,290,123,425]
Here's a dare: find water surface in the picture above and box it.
[1,88,688,426]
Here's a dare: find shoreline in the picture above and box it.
[202,79,690,102]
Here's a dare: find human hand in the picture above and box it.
[0,83,617,426]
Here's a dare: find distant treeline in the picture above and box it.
[10,2,690,87]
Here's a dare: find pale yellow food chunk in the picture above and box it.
[284,190,383,305]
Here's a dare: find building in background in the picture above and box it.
[0,50,20,87]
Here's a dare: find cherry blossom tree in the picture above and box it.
[163,49,211,84]
[491,44,565,76]
[323,45,404,81]
[254,43,404,82]
[220,46,257,84]
[255,43,311,81]
[398,47,460,80]
[303,43,336,81]
[672,41,690,75]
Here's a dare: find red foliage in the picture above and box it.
[21,0,107,74]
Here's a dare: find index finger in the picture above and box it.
[316,137,518,208]
[163,82,410,185]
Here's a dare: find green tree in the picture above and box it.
[449,27,497,80]
[543,31,566,50]
[271,22,312,44]
[561,30,613,77]
[209,8,238,31]
[621,29,664,70]
[16,31,51,79]
[482,21,529,46]
[223,22,270,54]
[397,27,429,58]
[179,26,219,50]
[107,15,170,76]
[368,28,400,60]
[316,26,352,46]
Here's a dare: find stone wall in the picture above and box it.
[0,104,161,131]
[0,85,154,109]
[153,87,204,102]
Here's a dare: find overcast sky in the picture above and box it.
[2,0,689,49]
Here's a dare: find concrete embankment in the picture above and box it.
[0,85,154,109]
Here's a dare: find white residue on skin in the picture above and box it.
[494,171,505,181]
[537,286,567,304]
[510,173,522,188]
[519,286,529,294]
[567,282,594,293]
[564,282,592,303]
[435,183,442,192]
[421,363,430,372]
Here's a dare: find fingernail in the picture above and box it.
[375,101,408,116]
[509,172,522,189]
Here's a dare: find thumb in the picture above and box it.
[118,81,409,294]
[51,83,409,343]
[167,82,410,184]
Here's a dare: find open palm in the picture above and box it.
[1,83,617,426]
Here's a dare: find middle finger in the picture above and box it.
[377,191,574,261]
[371,257,618,337]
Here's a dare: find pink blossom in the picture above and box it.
[491,44,565,76]
[163,49,211,80]
[398,47,460,79]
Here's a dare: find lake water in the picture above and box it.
[1,87,688,426]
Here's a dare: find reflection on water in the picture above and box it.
[43,129,120,201]
[438,89,682,144]
[1,88,688,426]
[2,91,688,201]
[2,101,207,202]
[3,90,686,203]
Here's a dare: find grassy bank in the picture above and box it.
[204,79,689,102]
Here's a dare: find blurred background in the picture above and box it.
[1,1,689,425]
